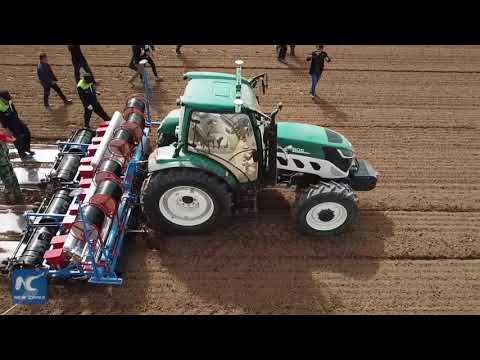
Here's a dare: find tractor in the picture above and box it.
[141,60,378,236]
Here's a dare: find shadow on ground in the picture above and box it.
[176,53,200,70]
[146,189,394,314]
[313,96,349,124]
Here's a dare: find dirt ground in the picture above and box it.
[0,45,479,314]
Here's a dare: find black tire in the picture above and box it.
[157,133,177,147]
[141,169,231,235]
[293,181,358,236]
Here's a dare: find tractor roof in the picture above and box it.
[181,72,258,112]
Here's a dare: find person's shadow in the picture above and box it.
[176,53,200,70]
[146,189,393,314]
[48,104,69,126]
[282,55,305,70]
[312,97,349,125]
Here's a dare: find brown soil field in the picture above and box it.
[0,45,479,314]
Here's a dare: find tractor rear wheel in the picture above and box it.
[142,169,231,235]
[293,181,358,236]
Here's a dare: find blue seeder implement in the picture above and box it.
[1,66,156,286]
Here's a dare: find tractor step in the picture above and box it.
[235,187,258,214]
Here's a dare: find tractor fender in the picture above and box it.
[147,145,239,189]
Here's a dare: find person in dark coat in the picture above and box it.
[176,45,183,55]
[128,45,146,84]
[0,90,34,160]
[306,45,332,98]
[37,53,72,108]
[77,73,110,128]
[68,45,95,84]
[143,45,162,81]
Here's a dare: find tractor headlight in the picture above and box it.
[323,147,355,173]
[338,148,354,158]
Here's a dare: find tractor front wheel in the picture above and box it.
[293,181,358,236]
[142,169,231,235]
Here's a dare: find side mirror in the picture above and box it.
[270,102,283,122]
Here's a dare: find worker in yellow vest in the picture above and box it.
[0,90,34,160]
[76,73,110,128]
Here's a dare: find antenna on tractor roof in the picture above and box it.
[234,60,244,113]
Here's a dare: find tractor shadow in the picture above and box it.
[147,190,394,314]
[312,97,349,125]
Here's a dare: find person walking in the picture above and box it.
[0,90,34,160]
[128,45,146,84]
[77,73,110,128]
[37,53,73,108]
[68,45,95,84]
[0,129,24,204]
[306,45,332,98]
[175,45,183,55]
[143,45,162,81]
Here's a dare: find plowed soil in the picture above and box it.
[0,45,479,314]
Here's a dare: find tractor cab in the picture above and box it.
[150,60,279,186]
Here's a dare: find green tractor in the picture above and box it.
[141,60,377,236]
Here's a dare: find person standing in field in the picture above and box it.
[0,129,24,204]
[306,45,332,98]
[37,52,73,108]
[289,45,296,56]
[68,45,95,84]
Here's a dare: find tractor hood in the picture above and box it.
[277,122,354,158]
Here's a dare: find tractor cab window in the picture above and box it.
[188,111,258,182]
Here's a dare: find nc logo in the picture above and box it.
[12,269,48,305]
[14,273,44,292]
